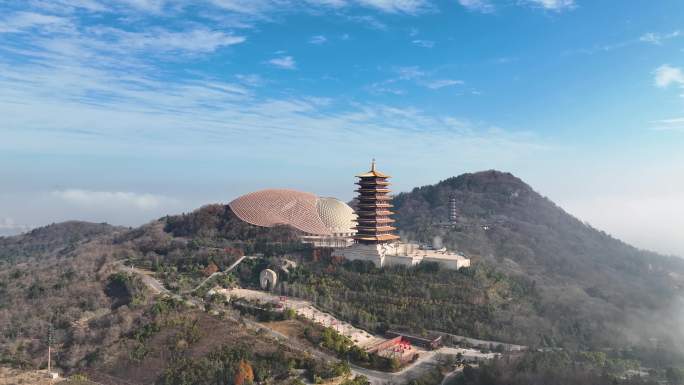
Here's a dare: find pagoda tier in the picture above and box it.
[357,201,394,210]
[356,180,390,185]
[356,187,392,192]
[356,209,393,216]
[354,234,399,243]
[355,217,395,224]
[358,195,392,201]
[356,227,396,233]
[353,161,400,244]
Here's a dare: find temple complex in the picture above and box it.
[228,160,469,270]
[333,161,470,270]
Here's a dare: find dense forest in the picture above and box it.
[277,259,542,345]
[449,351,662,385]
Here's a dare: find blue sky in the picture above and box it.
[1,0,684,256]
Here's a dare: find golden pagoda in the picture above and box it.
[353,160,400,244]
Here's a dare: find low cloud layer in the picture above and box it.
[0,217,33,236]
[52,189,175,210]
[564,192,684,257]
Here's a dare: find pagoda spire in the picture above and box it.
[353,160,400,244]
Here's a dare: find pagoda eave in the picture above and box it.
[354,234,401,242]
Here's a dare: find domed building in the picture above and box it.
[229,189,356,247]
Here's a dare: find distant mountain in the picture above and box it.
[393,170,684,349]
[0,221,122,262]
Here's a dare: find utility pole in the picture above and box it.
[46,323,54,379]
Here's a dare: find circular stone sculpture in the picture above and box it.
[259,269,277,291]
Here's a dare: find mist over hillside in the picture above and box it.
[393,170,684,349]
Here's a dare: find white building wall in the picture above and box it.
[333,242,471,270]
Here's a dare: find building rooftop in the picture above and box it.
[229,189,356,236]
[356,159,390,178]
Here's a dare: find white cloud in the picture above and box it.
[208,0,275,15]
[412,39,435,48]
[116,0,165,12]
[367,83,407,95]
[424,79,464,89]
[355,0,431,14]
[566,31,682,57]
[209,0,429,15]
[650,118,684,132]
[104,28,246,53]
[457,0,494,13]
[62,0,109,12]
[52,189,174,210]
[524,0,575,10]
[654,64,684,88]
[308,0,348,6]
[0,12,71,33]
[396,66,425,80]
[268,55,297,69]
[30,0,110,13]
[0,217,33,235]
[235,73,266,86]
[459,0,574,13]
[385,66,463,90]
[640,31,681,45]
[309,35,328,44]
[345,15,387,30]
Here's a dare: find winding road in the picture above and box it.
[114,259,499,385]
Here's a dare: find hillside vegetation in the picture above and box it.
[0,207,312,379]
[392,171,684,350]
[2,171,684,381]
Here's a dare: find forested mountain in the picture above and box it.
[392,170,684,349]
[0,221,122,263]
[2,172,684,381]
[0,206,309,376]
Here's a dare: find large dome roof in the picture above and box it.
[229,189,356,236]
[316,197,357,234]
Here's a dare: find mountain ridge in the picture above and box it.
[2,170,684,376]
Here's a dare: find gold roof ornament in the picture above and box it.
[356,159,390,178]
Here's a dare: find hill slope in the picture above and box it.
[392,170,684,348]
[0,221,122,263]
[3,174,684,377]
[0,207,309,375]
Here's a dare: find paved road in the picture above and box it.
[115,256,252,304]
[431,330,527,351]
[182,255,249,294]
[349,350,441,385]
[116,262,169,295]
[113,261,202,307]
[350,347,488,385]
[113,261,498,385]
